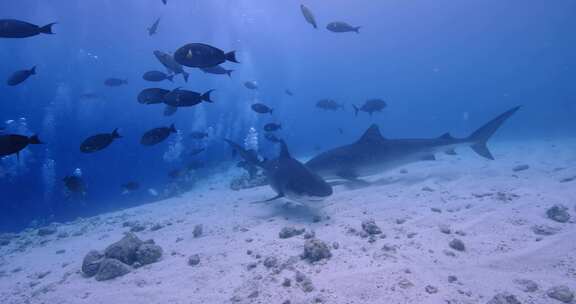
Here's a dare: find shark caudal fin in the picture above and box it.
[468,106,521,160]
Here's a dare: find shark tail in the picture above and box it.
[468,106,521,160]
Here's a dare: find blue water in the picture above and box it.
[0,0,575,231]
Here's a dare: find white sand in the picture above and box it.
[1,139,575,304]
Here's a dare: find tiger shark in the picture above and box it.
[225,137,333,203]
[306,106,520,181]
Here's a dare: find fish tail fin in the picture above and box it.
[353,105,359,116]
[167,74,174,82]
[30,66,37,75]
[225,51,239,63]
[468,106,521,160]
[40,23,56,35]
[202,90,214,103]
[269,109,274,115]
[111,128,122,139]
[169,124,177,133]
[226,70,234,78]
[182,71,189,82]
[354,26,361,33]
[29,134,42,144]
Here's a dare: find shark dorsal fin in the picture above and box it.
[438,132,454,140]
[279,140,291,159]
[357,124,385,143]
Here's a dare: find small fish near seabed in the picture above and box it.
[200,65,234,77]
[316,99,343,111]
[0,134,42,158]
[148,18,160,36]
[190,132,209,139]
[163,88,214,107]
[174,43,239,68]
[143,70,173,82]
[138,88,170,105]
[154,50,190,82]
[225,136,332,203]
[244,81,258,90]
[121,182,140,194]
[141,124,177,146]
[0,19,56,38]
[80,129,121,153]
[353,98,387,116]
[326,22,361,34]
[7,66,36,86]
[251,103,273,115]
[300,5,317,29]
[104,78,128,87]
[264,123,282,132]
[306,106,521,182]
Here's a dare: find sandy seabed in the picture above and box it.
[1,139,575,304]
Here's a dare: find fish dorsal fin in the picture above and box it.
[357,124,385,143]
[438,132,454,140]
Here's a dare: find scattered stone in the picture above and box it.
[104,233,144,265]
[547,286,574,303]
[135,243,163,265]
[193,224,203,238]
[56,249,66,254]
[282,278,292,287]
[431,207,442,213]
[246,262,258,270]
[301,238,332,262]
[425,285,438,294]
[36,271,51,279]
[398,279,414,289]
[188,254,200,266]
[95,259,131,281]
[560,176,576,183]
[531,225,561,236]
[332,242,340,250]
[422,186,435,192]
[546,205,571,223]
[130,224,146,232]
[361,219,382,235]
[279,227,305,239]
[57,232,69,239]
[396,218,406,225]
[37,227,57,236]
[514,279,538,293]
[449,239,466,252]
[448,276,458,283]
[512,164,530,172]
[82,250,104,277]
[303,231,316,239]
[439,224,452,234]
[150,223,164,231]
[486,292,521,304]
[263,256,278,269]
[312,215,322,223]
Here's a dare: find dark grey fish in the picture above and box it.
[164,105,178,116]
[300,5,317,29]
[0,19,56,38]
[138,88,170,104]
[174,43,238,68]
[0,134,42,158]
[285,89,294,96]
[162,0,167,4]
[148,18,160,36]
[104,78,127,87]
[244,81,258,90]
[326,22,361,33]
[251,103,273,114]
[7,66,36,86]
[153,50,189,82]
[80,129,121,153]
[316,99,343,111]
[190,132,208,139]
[63,175,86,195]
[264,123,281,132]
[141,124,177,146]
[200,65,234,77]
[164,88,214,107]
[143,71,173,82]
[353,99,387,116]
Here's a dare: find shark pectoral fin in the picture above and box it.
[421,154,436,161]
[445,149,457,155]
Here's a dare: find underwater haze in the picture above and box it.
[1,1,576,303]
